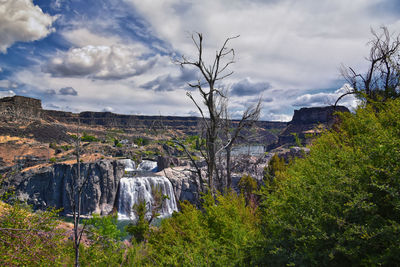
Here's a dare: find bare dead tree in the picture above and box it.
[176,33,239,192]
[67,119,89,267]
[219,99,261,189]
[337,26,400,106]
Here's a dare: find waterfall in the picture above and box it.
[137,160,158,172]
[118,159,136,172]
[117,159,178,220]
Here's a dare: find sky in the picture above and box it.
[0,0,399,121]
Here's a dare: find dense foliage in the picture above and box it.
[252,99,400,266]
[139,192,260,266]
[0,201,65,266]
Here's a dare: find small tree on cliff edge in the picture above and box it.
[176,33,261,193]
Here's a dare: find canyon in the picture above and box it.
[0,95,349,219]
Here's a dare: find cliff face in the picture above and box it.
[0,95,286,145]
[0,96,42,118]
[276,106,350,147]
[289,106,349,125]
[4,160,125,215]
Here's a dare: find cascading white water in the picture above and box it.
[137,160,158,172]
[118,159,136,172]
[117,159,177,220]
[118,176,178,220]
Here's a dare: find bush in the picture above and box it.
[81,132,98,142]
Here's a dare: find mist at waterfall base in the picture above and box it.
[117,159,178,221]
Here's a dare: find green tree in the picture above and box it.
[238,174,258,205]
[253,99,400,266]
[126,186,167,243]
[77,214,127,266]
[0,201,65,266]
[142,192,260,266]
[264,153,286,185]
[125,201,149,243]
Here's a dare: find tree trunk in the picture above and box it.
[226,146,232,189]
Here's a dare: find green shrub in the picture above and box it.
[49,157,57,163]
[81,132,98,142]
[49,142,58,150]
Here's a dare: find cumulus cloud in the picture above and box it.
[0,79,18,89]
[59,86,78,96]
[0,90,16,98]
[44,89,57,95]
[124,0,399,91]
[0,0,58,53]
[44,103,60,109]
[102,106,114,112]
[230,78,271,96]
[292,84,359,109]
[44,45,157,80]
[141,67,197,91]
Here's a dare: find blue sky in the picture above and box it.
[0,0,399,121]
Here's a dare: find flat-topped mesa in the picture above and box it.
[0,95,42,118]
[0,95,286,142]
[289,106,350,125]
[276,105,350,147]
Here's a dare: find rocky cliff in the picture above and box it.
[275,106,349,147]
[3,160,125,215]
[0,95,42,118]
[0,95,286,142]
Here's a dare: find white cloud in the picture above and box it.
[102,106,114,112]
[44,44,157,80]
[59,86,78,96]
[0,79,17,89]
[262,112,292,122]
[62,28,123,47]
[124,0,399,91]
[12,65,196,116]
[0,90,16,98]
[118,0,395,119]
[0,0,58,53]
[292,84,360,110]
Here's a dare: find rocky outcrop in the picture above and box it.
[290,106,349,125]
[0,95,285,144]
[0,96,42,118]
[159,167,201,205]
[3,160,125,215]
[274,106,349,147]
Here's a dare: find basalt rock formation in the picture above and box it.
[2,160,125,215]
[0,96,286,142]
[275,106,349,147]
